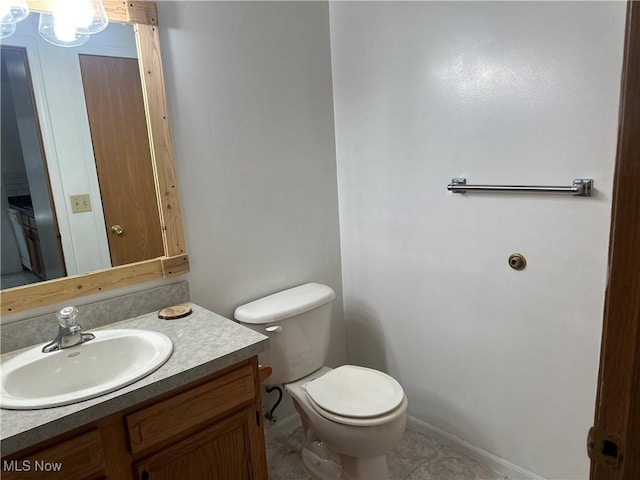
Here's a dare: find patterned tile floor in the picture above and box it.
[266,425,509,480]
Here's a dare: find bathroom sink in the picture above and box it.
[0,329,173,410]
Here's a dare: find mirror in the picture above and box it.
[0,0,189,315]
[1,17,164,289]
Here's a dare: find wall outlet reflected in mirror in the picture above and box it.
[70,194,92,213]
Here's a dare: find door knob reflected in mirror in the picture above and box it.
[111,225,124,236]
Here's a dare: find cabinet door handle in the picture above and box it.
[111,224,124,236]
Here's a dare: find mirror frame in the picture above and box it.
[1,0,189,315]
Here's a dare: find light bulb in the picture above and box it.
[53,15,77,42]
[37,0,110,47]
[39,12,90,47]
[52,0,108,36]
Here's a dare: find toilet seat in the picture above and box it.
[304,365,405,426]
[306,391,408,427]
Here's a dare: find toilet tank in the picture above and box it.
[234,283,335,385]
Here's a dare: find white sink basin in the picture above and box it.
[0,329,173,410]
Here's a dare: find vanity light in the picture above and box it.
[0,0,108,44]
[0,0,28,39]
[39,11,91,47]
[68,0,108,35]
[0,0,29,24]
[39,0,108,47]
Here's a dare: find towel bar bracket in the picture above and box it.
[573,179,593,196]
[451,178,467,193]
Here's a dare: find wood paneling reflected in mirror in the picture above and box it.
[0,0,189,315]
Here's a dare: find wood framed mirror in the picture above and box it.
[0,0,188,315]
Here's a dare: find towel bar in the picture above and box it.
[447,178,593,196]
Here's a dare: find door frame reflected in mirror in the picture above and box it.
[0,0,189,315]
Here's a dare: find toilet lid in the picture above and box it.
[305,365,404,418]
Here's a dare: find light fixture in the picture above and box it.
[0,0,28,38]
[39,12,91,47]
[38,0,109,47]
[0,0,29,25]
[67,0,108,35]
[0,0,109,45]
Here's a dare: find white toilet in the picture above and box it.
[234,283,407,480]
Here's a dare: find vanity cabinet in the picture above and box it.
[1,358,268,480]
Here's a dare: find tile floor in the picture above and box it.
[266,425,509,480]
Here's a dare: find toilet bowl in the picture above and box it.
[286,366,408,480]
[234,283,407,480]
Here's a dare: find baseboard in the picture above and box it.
[407,416,546,480]
[264,413,302,442]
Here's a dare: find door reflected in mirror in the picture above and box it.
[1,16,163,290]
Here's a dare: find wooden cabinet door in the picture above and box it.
[133,408,258,480]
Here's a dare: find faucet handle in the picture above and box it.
[57,306,79,328]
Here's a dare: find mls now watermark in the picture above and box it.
[3,459,63,472]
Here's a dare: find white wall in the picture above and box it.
[330,2,625,478]
[157,1,345,363]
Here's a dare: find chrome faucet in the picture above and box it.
[42,306,95,353]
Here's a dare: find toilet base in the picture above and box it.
[301,444,341,480]
[298,416,391,480]
[300,435,390,480]
[299,419,341,480]
[341,455,389,480]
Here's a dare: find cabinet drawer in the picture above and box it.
[1,430,104,480]
[126,364,255,454]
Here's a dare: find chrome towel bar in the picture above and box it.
[447,178,593,197]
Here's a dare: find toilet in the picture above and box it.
[234,283,407,480]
